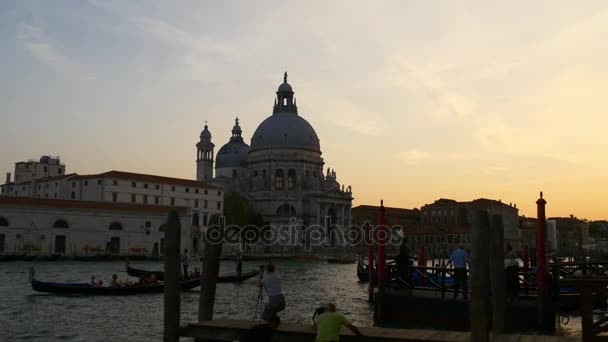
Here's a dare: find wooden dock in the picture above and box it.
[179,319,580,342]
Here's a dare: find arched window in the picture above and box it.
[276,203,296,216]
[145,221,152,228]
[0,217,8,226]
[53,219,69,229]
[192,213,200,226]
[109,222,123,230]
[70,191,75,200]
[203,214,208,226]
[287,169,296,190]
[275,169,284,189]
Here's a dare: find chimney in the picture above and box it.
[5,172,11,184]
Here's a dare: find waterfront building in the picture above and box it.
[0,197,192,257]
[549,216,590,257]
[418,198,520,252]
[198,73,354,249]
[0,158,223,257]
[352,205,420,228]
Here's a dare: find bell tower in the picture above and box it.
[196,122,215,181]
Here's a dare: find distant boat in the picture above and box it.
[327,257,356,264]
[126,264,260,283]
[73,254,110,261]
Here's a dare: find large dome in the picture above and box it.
[250,74,321,153]
[216,140,249,168]
[250,112,320,152]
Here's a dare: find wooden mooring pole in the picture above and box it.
[163,210,181,342]
[199,215,223,322]
[376,200,386,323]
[470,209,490,342]
[489,214,506,334]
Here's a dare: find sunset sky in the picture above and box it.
[1,1,607,220]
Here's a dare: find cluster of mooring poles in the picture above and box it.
[163,211,223,342]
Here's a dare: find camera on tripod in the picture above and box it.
[258,264,265,278]
[312,306,326,325]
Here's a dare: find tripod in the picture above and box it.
[253,283,266,321]
[253,266,267,321]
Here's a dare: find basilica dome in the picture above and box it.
[250,73,321,153]
[250,112,320,152]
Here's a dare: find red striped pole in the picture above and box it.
[536,192,547,292]
[378,200,386,285]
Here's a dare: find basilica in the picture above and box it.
[196,73,353,229]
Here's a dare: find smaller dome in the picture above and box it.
[200,124,211,139]
[278,82,293,93]
[216,141,250,168]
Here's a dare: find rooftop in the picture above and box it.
[0,196,188,214]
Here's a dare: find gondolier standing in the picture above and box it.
[236,253,243,276]
[258,261,285,322]
[447,245,469,299]
[182,249,190,278]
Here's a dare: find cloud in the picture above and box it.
[16,23,96,80]
[400,148,432,164]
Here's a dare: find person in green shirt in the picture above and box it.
[315,303,363,342]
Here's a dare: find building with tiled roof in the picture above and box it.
[0,156,223,258]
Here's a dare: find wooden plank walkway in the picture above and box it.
[179,319,581,342]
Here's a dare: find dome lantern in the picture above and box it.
[273,71,298,114]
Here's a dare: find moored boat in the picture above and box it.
[73,254,110,261]
[126,264,260,283]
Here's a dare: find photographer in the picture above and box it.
[315,303,362,342]
[257,261,285,322]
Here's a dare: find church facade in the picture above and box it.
[196,74,353,234]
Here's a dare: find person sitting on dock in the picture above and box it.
[258,261,285,322]
[447,244,469,300]
[315,303,362,342]
[239,314,280,342]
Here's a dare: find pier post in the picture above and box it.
[368,243,375,302]
[199,215,223,322]
[536,192,554,331]
[489,214,505,333]
[470,209,490,342]
[163,209,181,342]
[376,200,387,323]
[523,244,529,294]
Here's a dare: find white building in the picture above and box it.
[0,197,192,257]
[0,158,223,257]
[197,73,354,250]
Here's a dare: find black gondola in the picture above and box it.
[125,264,260,283]
[73,254,110,261]
[30,270,201,295]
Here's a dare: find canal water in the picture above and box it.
[0,260,582,341]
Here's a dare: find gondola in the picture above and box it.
[0,254,24,262]
[29,269,201,295]
[73,254,110,261]
[24,255,38,261]
[37,254,62,261]
[125,264,260,283]
[327,257,356,264]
